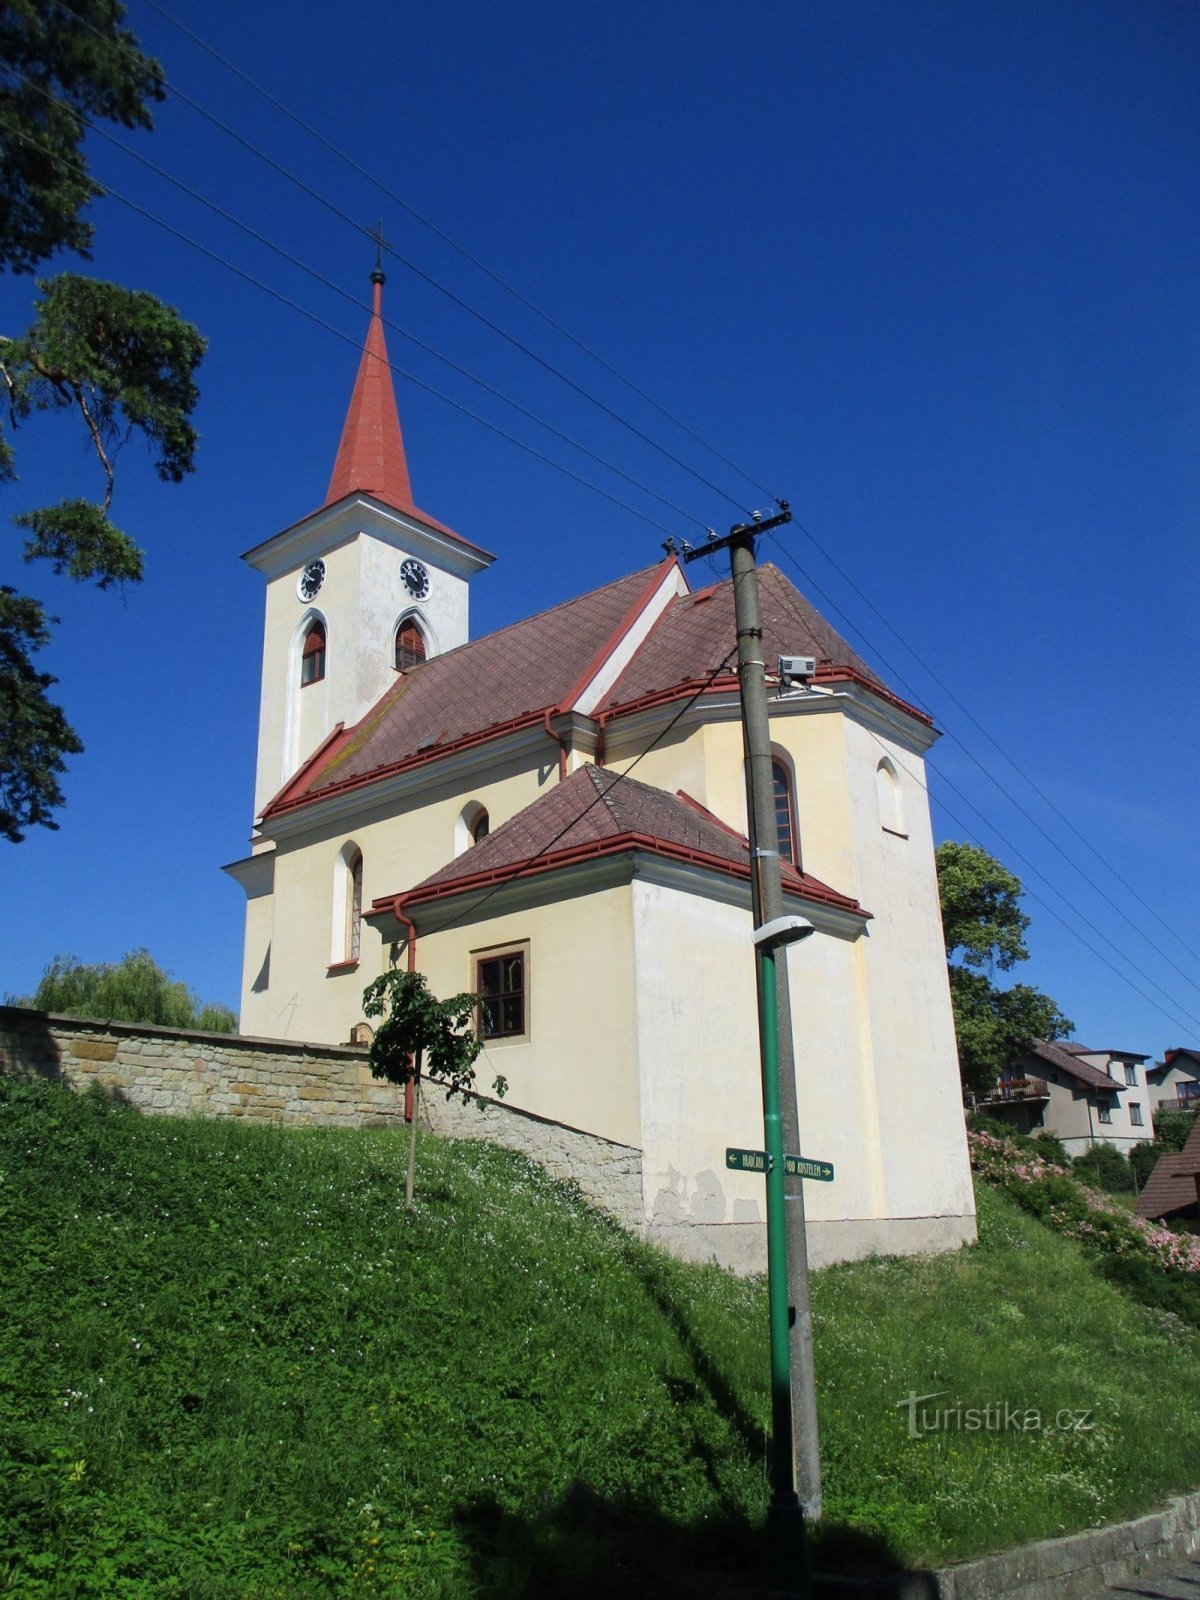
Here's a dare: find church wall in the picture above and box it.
[838,718,976,1232]
[413,884,643,1151]
[240,750,560,1044]
[631,876,904,1271]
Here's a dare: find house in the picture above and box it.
[1147,1048,1200,1114]
[972,1037,1147,1155]
[1135,1116,1200,1224]
[224,269,976,1272]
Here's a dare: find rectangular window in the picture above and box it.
[1124,1064,1137,1086]
[1097,1104,1112,1124]
[1182,1081,1199,1104]
[476,946,527,1041]
[1129,1103,1143,1126]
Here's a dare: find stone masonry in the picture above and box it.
[0,1006,643,1228]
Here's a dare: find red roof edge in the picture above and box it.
[263,709,550,820]
[258,722,347,818]
[556,557,683,714]
[371,830,868,917]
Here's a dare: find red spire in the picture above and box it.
[325,270,414,511]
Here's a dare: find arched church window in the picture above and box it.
[301,620,326,685]
[876,757,906,836]
[345,849,363,962]
[395,619,427,671]
[772,758,798,866]
[471,809,490,845]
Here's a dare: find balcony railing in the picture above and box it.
[971,1077,1050,1108]
[1154,1098,1200,1115]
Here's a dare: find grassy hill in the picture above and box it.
[3,1075,1199,1598]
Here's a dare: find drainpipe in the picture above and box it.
[392,897,418,1122]
[596,710,609,768]
[542,708,568,781]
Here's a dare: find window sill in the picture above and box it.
[326,960,360,975]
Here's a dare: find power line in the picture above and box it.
[764,532,1200,1011]
[413,645,740,940]
[58,101,713,534]
[0,110,693,542]
[78,6,754,519]
[142,0,779,509]
[789,514,1200,968]
[859,724,1200,1041]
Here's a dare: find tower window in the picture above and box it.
[471,809,490,845]
[772,759,797,866]
[301,621,326,685]
[395,619,427,671]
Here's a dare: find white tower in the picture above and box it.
[241,267,494,821]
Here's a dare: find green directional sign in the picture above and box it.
[726,1147,835,1183]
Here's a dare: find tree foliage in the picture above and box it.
[363,970,505,1205]
[935,840,1029,970]
[936,842,1072,1097]
[1,1,205,839]
[9,947,237,1031]
[0,587,82,841]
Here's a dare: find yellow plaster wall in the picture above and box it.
[416,884,642,1149]
[239,750,557,1045]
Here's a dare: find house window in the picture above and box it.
[301,621,326,685]
[1124,1064,1137,1086]
[476,947,526,1041]
[1183,1082,1200,1104]
[395,619,427,671]
[1097,1104,1112,1125]
[772,759,797,866]
[1129,1103,1143,1127]
[471,809,490,844]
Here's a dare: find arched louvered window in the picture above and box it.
[301,620,326,685]
[395,619,427,671]
[773,759,797,866]
[345,849,363,963]
[471,809,490,844]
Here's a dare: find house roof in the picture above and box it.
[381,764,868,917]
[1135,1118,1200,1220]
[1027,1038,1121,1095]
[1149,1047,1200,1082]
[264,557,924,820]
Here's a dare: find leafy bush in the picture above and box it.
[1032,1131,1071,1168]
[1130,1141,1161,1189]
[1072,1143,1135,1195]
[1153,1108,1199,1152]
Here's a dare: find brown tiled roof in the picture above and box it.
[265,559,924,820]
[391,765,867,916]
[270,565,665,812]
[603,564,891,710]
[1136,1118,1200,1220]
[1027,1038,1121,1095]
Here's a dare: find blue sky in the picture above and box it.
[1,0,1197,1056]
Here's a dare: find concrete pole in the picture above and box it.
[729,531,824,1521]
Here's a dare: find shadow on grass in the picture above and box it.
[452,1483,914,1599]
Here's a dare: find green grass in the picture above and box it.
[2,1076,1199,1597]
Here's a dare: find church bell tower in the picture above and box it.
[240,266,494,821]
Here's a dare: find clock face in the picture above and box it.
[400,558,430,600]
[297,559,325,602]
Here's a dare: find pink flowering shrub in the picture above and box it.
[969,1130,1200,1276]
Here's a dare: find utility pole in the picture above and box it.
[681,504,821,1590]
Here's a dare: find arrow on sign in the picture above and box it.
[725,1147,835,1182]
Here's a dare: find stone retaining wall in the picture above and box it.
[0,1007,643,1227]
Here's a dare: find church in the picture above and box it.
[225,268,975,1271]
